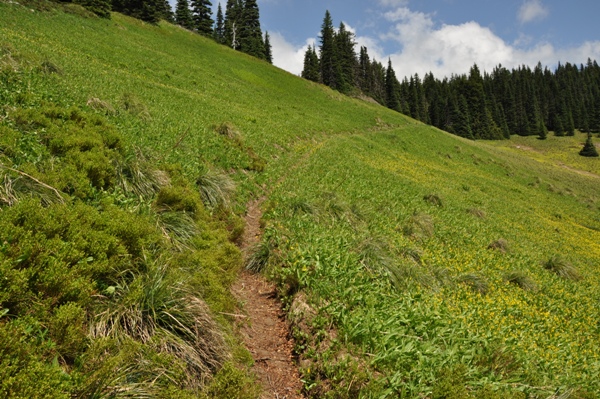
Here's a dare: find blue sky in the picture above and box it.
[176,0,600,78]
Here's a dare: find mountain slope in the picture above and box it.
[1,2,599,398]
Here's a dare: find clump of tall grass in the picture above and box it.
[156,210,198,250]
[114,148,168,199]
[90,262,229,389]
[543,255,581,281]
[503,271,538,291]
[0,166,65,206]
[423,193,443,207]
[87,97,116,115]
[401,212,434,240]
[457,273,489,295]
[214,122,243,144]
[120,92,151,121]
[488,238,509,253]
[195,166,235,209]
[467,208,486,218]
[357,237,393,272]
[245,238,273,273]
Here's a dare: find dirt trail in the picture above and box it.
[231,198,305,399]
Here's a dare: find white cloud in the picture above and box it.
[378,0,409,8]
[381,7,600,78]
[270,5,600,80]
[518,0,549,24]
[270,32,316,76]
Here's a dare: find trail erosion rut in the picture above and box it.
[232,198,305,399]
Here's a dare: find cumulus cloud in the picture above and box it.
[270,5,600,80]
[378,0,409,8]
[382,6,600,78]
[518,0,549,24]
[270,32,316,76]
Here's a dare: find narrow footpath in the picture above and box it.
[231,198,305,399]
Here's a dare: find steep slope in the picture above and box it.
[1,2,599,399]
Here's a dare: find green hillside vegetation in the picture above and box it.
[1,2,599,398]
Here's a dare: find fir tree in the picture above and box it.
[77,0,112,18]
[537,119,548,140]
[175,0,193,29]
[319,10,336,87]
[224,0,243,50]
[213,3,225,44]
[385,59,400,111]
[264,31,273,64]
[112,0,160,23]
[301,45,320,82]
[191,0,213,36]
[333,22,357,93]
[239,0,265,59]
[580,132,599,157]
[156,0,174,22]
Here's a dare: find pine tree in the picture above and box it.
[156,0,174,22]
[112,0,160,23]
[580,132,599,157]
[239,0,265,59]
[224,0,243,50]
[333,22,357,93]
[175,0,193,29]
[319,10,336,87]
[191,0,213,36]
[301,45,320,82]
[537,119,548,140]
[213,3,225,43]
[264,31,273,64]
[77,0,112,18]
[385,59,400,111]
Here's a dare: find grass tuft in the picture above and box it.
[423,193,443,207]
[488,238,509,253]
[402,212,434,240]
[90,262,229,388]
[543,255,582,281]
[87,97,116,114]
[245,239,272,273]
[457,273,489,295]
[195,166,235,209]
[503,271,538,291]
[467,208,486,218]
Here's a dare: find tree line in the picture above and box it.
[303,10,600,146]
[54,0,272,63]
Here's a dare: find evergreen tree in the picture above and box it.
[333,22,357,93]
[175,0,193,29]
[213,3,225,44]
[264,31,273,64]
[537,119,548,140]
[319,10,336,87]
[301,45,320,82]
[76,0,112,18]
[238,0,265,59]
[580,133,599,157]
[156,0,174,22]
[112,0,161,23]
[191,0,213,36]
[224,0,243,49]
[385,59,400,111]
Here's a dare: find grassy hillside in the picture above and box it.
[1,2,599,398]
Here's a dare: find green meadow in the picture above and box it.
[1,2,599,398]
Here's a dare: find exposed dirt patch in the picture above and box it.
[557,163,600,179]
[232,198,305,399]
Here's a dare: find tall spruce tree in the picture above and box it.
[175,0,193,29]
[333,22,358,93]
[264,31,273,64]
[213,3,225,44]
[112,0,161,23]
[77,0,112,18]
[156,0,174,22]
[239,0,265,59]
[191,0,213,35]
[385,59,400,111]
[580,132,599,157]
[301,45,320,82]
[224,0,243,50]
[319,10,336,87]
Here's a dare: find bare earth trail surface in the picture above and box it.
[232,198,305,399]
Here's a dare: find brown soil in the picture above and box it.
[232,198,305,399]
